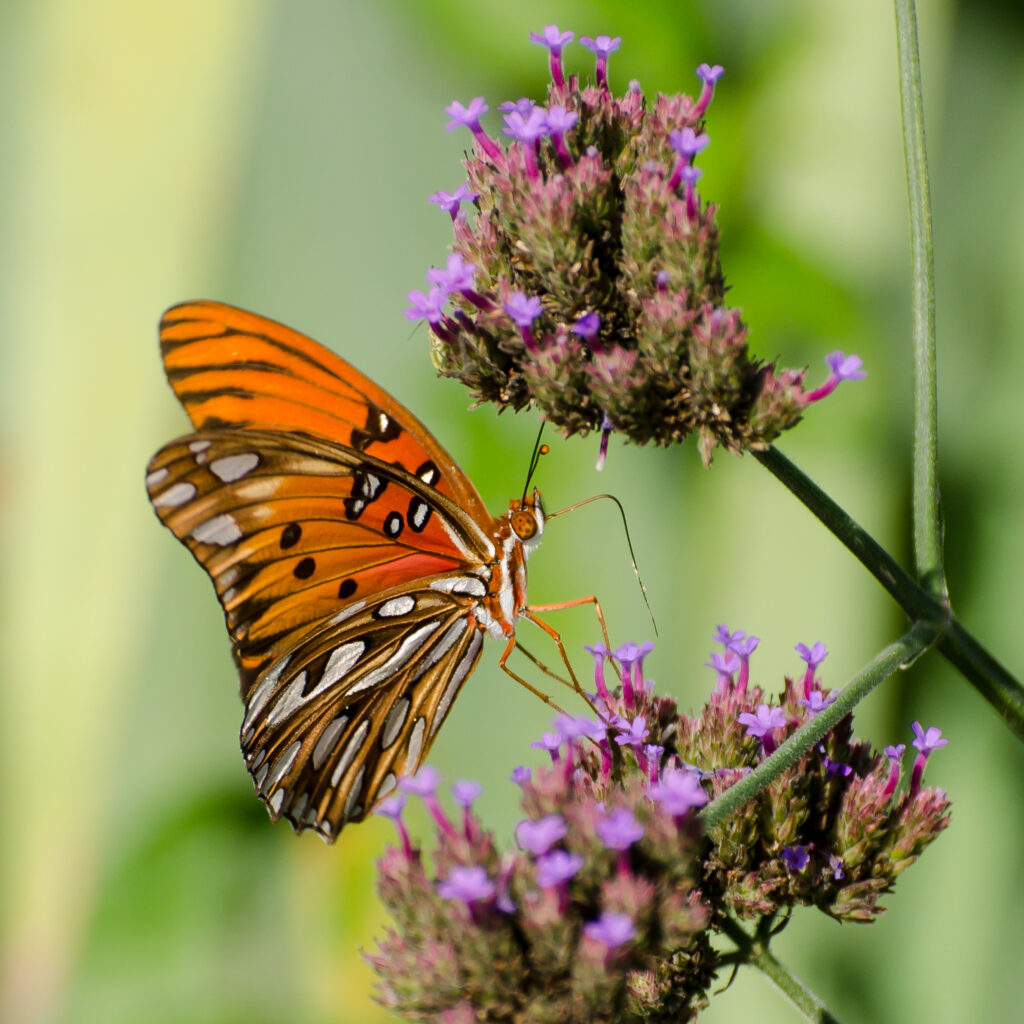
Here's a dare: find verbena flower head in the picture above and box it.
[410,28,860,466]
[369,633,950,1020]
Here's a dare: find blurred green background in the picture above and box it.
[2,1,1023,1021]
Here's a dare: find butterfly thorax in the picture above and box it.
[474,487,544,641]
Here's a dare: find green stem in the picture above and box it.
[701,624,935,830]
[894,0,947,601]
[718,917,843,1023]
[754,446,1024,740]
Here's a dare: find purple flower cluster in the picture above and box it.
[369,628,950,1020]
[405,26,863,467]
[681,625,951,921]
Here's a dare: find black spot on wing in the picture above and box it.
[407,497,432,533]
[351,402,403,452]
[280,523,302,549]
[383,512,404,538]
[293,556,316,579]
[338,578,357,599]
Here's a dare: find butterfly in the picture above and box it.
[146,300,581,842]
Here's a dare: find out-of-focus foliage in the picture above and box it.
[1,2,1023,1023]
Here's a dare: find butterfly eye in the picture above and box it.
[510,508,540,540]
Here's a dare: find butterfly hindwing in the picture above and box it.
[238,581,486,839]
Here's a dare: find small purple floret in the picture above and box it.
[596,807,644,851]
[826,350,868,381]
[545,105,579,136]
[579,34,621,89]
[445,97,488,130]
[782,845,809,872]
[584,910,635,949]
[502,107,550,145]
[798,690,837,715]
[738,704,787,738]
[428,182,477,219]
[535,849,583,887]
[530,25,574,89]
[498,97,535,116]
[912,723,948,755]
[884,744,906,763]
[426,253,478,294]
[511,765,532,785]
[668,127,710,158]
[504,292,543,328]
[649,767,708,814]
[398,764,441,797]
[451,780,482,808]
[804,351,867,403]
[403,286,447,325]
[613,715,650,749]
[579,34,621,58]
[437,865,495,903]
[530,25,573,52]
[516,813,568,855]
[697,63,725,85]
[572,311,601,341]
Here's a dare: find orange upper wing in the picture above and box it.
[159,300,491,525]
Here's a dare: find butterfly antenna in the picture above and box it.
[547,493,657,636]
[522,423,548,502]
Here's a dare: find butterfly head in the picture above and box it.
[508,487,545,555]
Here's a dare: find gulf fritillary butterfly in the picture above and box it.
[146,301,590,842]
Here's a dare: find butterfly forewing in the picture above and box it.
[159,301,491,524]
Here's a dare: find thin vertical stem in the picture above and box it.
[894,0,947,602]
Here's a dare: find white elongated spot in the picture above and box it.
[312,715,349,769]
[218,565,240,588]
[430,576,486,598]
[322,641,365,689]
[266,740,301,791]
[408,500,430,530]
[381,698,410,750]
[331,720,369,786]
[330,600,366,625]
[266,671,309,725]
[191,513,243,545]
[153,481,196,508]
[431,632,482,736]
[249,748,266,770]
[291,791,310,819]
[254,763,269,789]
[242,656,291,731]
[347,623,439,696]
[269,788,285,813]
[378,594,415,618]
[190,439,211,453]
[343,766,366,821]
[405,718,426,770]
[377,773,397,799]
[146,467,169,487]
[210,452,260,482]
[410,620,466,682]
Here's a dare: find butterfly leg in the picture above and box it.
[526,594,613,653]
[498,635,570,715]
[514,640,573,690]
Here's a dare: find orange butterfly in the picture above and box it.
[147,301,592,841]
